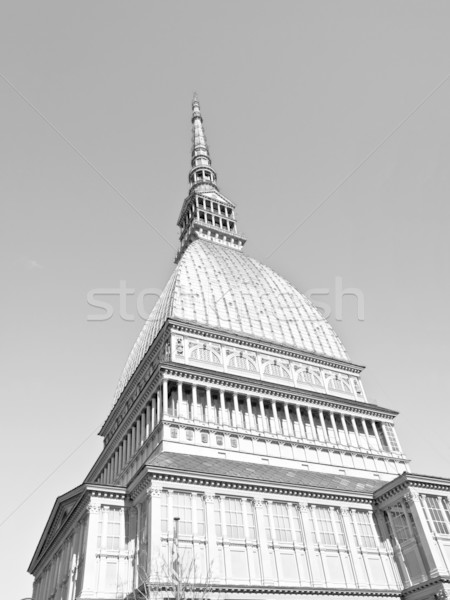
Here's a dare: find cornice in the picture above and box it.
[128,464,376,504]
[401,576,450,597]
[128,583,400,598]
[374,473,450,504]
[29,485,126,575]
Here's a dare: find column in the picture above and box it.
[177,381,183,418]
[204,491,219,580]
[246,396,253,430]
[118,444,123,473]
[259,398,267,432]
[79,500,101,597]
[126,432,132,462]
[233,392,239,427]
[330,412,340,444]
[296,406,306,438]
[361,419,372,449]
[351,417,362,449]
[192,385,198,421]
[253,496,274,584]
[220,390,226,425]
[131,424,136,456]
[150,396,156,431]
[341,414,352,446]
[147,481,162,577]
[307,407,317,440]
[162,379,169,417]
[271,400,279,434]
[206,387,212,423]
[140,413,146,445]
[318,410,329,442]
[371,420,382,451]
[156,388,161,423]
[284,403,294,436]
[146,403,151,438]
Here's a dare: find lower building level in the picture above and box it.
[29,452,450,600]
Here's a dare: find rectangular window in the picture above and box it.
[425,496,449,535]
[385,424,400,452]
[293,507,304,543]
[195,495,205,536]
[354,511,377,548]
[106,508,121,551]
[224,498,245,539]
[172,493,193,535]
[390,503,411,543]
[333,510,346,545]
[442,498,450,525]
[271,503,293,542]
[315,507,336,545]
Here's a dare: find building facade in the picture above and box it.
[29,97,450,600]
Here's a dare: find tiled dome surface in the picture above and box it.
[114,239,348,400]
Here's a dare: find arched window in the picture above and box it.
[228,351,257,372]
[327,375,352,395]
[263,360,290,379]
[297,368,322,387]
[190,342,221,364]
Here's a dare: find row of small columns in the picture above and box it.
[165,380,400,455]
[99,378,401,484]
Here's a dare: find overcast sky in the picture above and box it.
[2,2,450,598]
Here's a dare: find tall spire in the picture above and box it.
[175,95,246,263]
[189,93,218,193]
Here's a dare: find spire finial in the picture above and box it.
[189,93,217,193]
[175,96,246,263]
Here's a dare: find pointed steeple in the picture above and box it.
[175,95,246,263]
[189,93,218,193]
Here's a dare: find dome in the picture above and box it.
[114,239,348,400]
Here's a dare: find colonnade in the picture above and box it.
[98,378,402,485]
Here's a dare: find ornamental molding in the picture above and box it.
[404,491,420,503]
[30,486,126,575]
[374,478,450,505]
[129,469,375,504]
[186,583,400,597]
[401,576,450,597]
[169,318,364,374]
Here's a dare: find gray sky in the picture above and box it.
[1,2,450,597]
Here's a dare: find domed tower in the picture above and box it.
[29,97,450,600]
